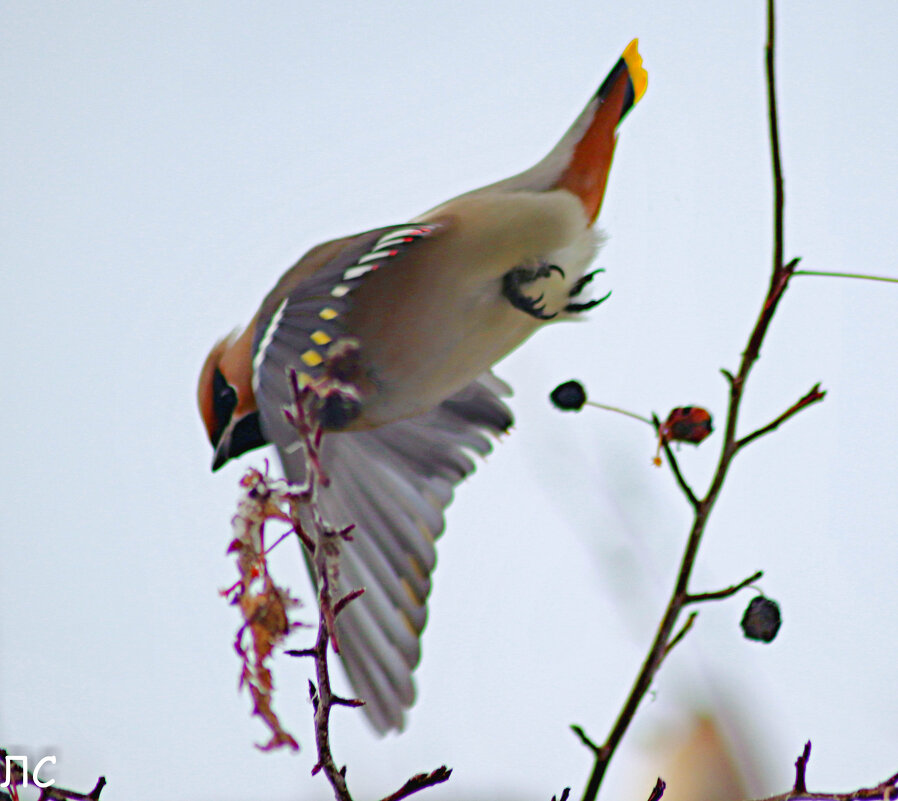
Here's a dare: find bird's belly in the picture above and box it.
[349,279,540,428]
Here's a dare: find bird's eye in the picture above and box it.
[211,368,238,446]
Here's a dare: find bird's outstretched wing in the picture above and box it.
[278,372,512,732]
[251,222,509,731]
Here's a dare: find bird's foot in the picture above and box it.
[502,263,565,320]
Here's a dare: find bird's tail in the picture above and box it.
[480,39,648,224]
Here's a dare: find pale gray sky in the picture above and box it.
[2,2,897,800]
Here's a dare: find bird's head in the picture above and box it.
[198,327,268,471]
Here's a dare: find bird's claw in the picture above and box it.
[565,289,612,313]
[568,268,605,299]
[502,263,563,320]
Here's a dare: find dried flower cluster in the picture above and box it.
[222,465,308,751]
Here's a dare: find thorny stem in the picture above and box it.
[578,3,825,799]
[284,373,451,801]
[0,750,106,801]
[308,604,353,801]
[283,376,354,801]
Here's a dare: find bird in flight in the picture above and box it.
[199,40,647,733]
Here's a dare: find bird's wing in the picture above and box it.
[277,371,512,732]
[251,222,442,443]
[249,222,512,731]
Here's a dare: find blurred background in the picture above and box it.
[2,1,896,799]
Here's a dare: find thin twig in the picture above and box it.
[663,612,698,656]
[684,570,763,604]
[794,270,898,284]
[377,767,452,801]
[652,415,700,510]
[570,725,602,755]
[735,384,826,452]
[587,401,654,426]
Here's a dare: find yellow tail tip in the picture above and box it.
[623,38,648,104]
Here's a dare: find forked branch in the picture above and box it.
[576,2,825,799]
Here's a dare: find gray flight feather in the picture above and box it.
[277,373,511,732]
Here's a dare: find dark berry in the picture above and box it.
[741,596,782,642]
[550,380,587,411]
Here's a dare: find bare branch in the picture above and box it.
[377,767,452,801]
[577,5,821,800]
[735,384,826,451]
[684,570,764,604]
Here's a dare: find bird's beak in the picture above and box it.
[211,432,232,472]
[211,411,267,471]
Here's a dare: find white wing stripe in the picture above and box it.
[251,297,288,393]
[343,264,374,281]
[374,227,422,247]
[357,249,393,264]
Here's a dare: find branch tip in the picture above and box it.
[647,777,667,801]
[571,724,602,755]
[379,767,453,801]
[735,384,826,451]
[794,741,812,793]
[685,570,764,604]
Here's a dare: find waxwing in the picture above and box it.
[199,41,647,733]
